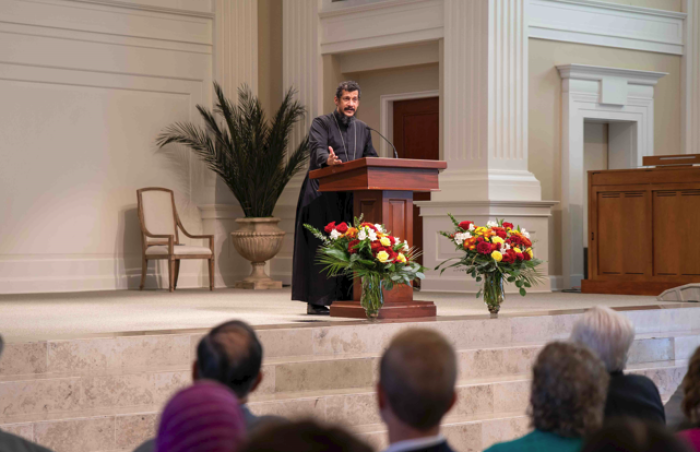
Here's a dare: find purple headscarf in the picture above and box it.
[156,380,246,452]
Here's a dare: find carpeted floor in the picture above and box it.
[0,288,673,342]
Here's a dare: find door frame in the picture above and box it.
[379,90,440,158]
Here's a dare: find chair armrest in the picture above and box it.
[143,234,175,255]
[177,223,214,252]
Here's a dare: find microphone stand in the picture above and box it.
[368,127,399,159]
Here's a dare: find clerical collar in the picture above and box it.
[333,109,355,128]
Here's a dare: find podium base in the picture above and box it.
[330,300,436,320]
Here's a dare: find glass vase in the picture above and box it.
[361,275,383,320]
[483,272,505,316]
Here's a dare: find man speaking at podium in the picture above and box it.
[292,81,378,315]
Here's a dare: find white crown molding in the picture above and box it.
[59,0,215,18]
[319,0,443,55]
[529,0,686,55]
[557,64,668,85]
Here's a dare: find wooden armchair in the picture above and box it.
[137,187,214,291]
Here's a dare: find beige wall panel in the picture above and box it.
[0,1,213,293]
[595,0,682,11]
[345,63,440,132]
[529,39,681,274]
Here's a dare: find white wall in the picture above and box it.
[0,0,214,293]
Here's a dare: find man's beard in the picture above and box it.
[339,109,356,127]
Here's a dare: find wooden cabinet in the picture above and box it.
[583,166,700,295]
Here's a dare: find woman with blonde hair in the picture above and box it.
[570,306,665,424]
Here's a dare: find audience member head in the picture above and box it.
[195,320,263,402]
[683,346,700,424]
[378,328,457,437]
[530,341,609,438]
[240,419,372,452]
[580,418,692,452]
[570,306,635,373]
[156,380,246,452]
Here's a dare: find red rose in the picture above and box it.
[324,222,336,234]
[515,251,524,262]
[508,235,522,247]
[459,221,474,230]
[336,223,349,234]
[521,237,532,247]
[493,227,507,239]
[359,222,378,231]
[503,222,514,229]
[348,239,360,254]
[502,250,516,263]
[370,242,382,251]
[476,241,493,255]
[523,251,531,261]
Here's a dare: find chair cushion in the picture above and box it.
[146,245,212,257]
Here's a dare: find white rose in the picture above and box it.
[330,229,341,240]
[502,243,511,251]
[486,220,498,228]
[394,236,401,244]
[374,224,384,233]
[403,240,409,252]
[368,229,378,241]
[358,229,367,241]
[468,223,476,231]
[521,228,531,239]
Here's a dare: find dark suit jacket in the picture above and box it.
[405,440,455,452]
[605,371,666,424]
[0,430,54,452]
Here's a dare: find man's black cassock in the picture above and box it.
[292,110,378,306]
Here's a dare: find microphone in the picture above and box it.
[368,127,399,159]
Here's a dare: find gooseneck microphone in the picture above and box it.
[367,127,399,159]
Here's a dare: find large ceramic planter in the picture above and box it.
[231,217,285,289]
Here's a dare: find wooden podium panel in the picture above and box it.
[309,158,446,319]
[583,165,700,295]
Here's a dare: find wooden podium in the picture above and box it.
[309,157,447,319]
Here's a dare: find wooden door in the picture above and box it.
[393,97,439,276]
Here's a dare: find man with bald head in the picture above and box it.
[377,329,458,452]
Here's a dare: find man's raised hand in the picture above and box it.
[326,146,342,166]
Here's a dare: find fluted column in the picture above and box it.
[436,0,541,202]
[215,0,258,98]
[283,0,323,153]
[683,0,700,153]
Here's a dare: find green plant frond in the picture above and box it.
[448,213,461,229]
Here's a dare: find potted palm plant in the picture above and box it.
[157,82,309,289]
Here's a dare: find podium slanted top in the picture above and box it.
[309,157,447,192]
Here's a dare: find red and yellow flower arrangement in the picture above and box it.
[305,216,425,319]
[436,214,543,314]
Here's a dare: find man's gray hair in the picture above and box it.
[335,81,361,99]
[570,306,635,373]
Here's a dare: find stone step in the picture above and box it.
[3,306,700,379]
[0,359,685,436]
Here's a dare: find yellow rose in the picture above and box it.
[475,226,488,236]
[379,237,392,247]
[491,250,503,262]
[491,236,505,245]
[513,247,522,253]
[397,253,407,263]
[527,248,534,259]
[376,251,389,262]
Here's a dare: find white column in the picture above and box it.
[419,0,555,294]
[437,0,541,202]
[683,0,700,153]
[283,0,324,152]
[214,0,258,98]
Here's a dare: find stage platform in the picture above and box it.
[0,288,698,452]
[0,288,677,341]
